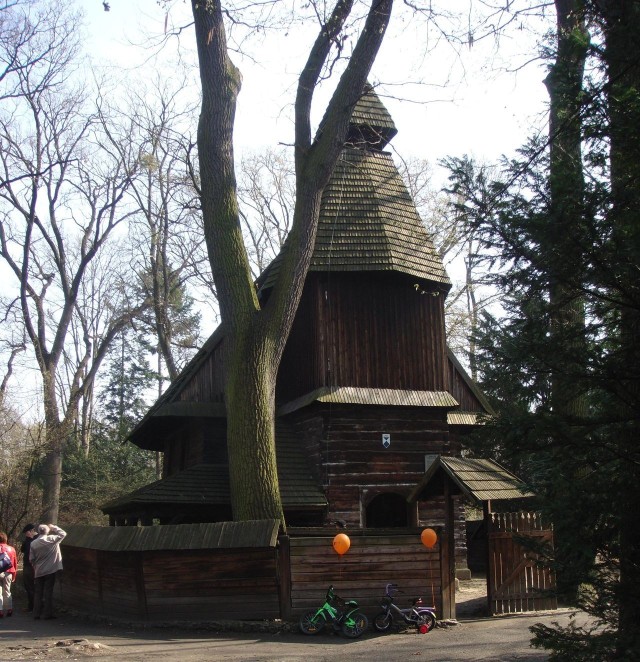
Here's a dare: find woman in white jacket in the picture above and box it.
[29,524,66,620]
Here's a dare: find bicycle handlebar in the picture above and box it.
[385,583,403,596]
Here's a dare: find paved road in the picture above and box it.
[0,608,582,661]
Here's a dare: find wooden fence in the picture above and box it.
[487,511,557,614]
[284,528,446,619]
[59,522,281,621]
[59,524,448,622]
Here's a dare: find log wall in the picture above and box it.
[288,404,453,527]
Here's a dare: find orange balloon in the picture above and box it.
[420,528,438,549]
[332,533,351,556]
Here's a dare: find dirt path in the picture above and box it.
[0,607,581,661]
[0,578,584,662]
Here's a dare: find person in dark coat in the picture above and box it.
[20,524,38,612]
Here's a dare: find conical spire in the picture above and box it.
[257,85,450,293]
[346,83,397,150]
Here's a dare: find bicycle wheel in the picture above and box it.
[341,611,369,638]
[373,612,393,632]
[415,611,436,633]
[299,611,326,635]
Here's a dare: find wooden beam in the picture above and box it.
[441,479,456,619]
[277,535,292,620]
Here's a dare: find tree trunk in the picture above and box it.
[544,0,588,415]
[39,440,62,523]
[600,1,640,654]
[191,0,392,524]
[543,0,590,602]
[225,326,282,522]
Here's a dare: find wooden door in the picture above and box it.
[487,511,557,614]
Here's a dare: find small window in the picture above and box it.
[366,492,409,528]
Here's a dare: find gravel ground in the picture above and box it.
[0,576,583,661]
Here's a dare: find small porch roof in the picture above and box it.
[408,455,535,503]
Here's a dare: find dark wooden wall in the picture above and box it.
[178,343,226,405]
[446,356,484,411]
[163,418,227,476]
[285,529,450,619]
[278,272,448,403]
[60,531,452,622]
[60,546,280,621]
[288,404,452,527]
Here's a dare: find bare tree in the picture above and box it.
[108,76,205,383]
[237,148,296,279]
[0,2,145,520]
[0,400,44,538]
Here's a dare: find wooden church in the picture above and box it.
[101,85,493,577]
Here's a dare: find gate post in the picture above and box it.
[440,480,456,619]
[484,502,492,615]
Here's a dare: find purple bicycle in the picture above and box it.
[373,583,436,634]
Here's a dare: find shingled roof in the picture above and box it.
[408,455,535,503]
[278,386,458,416]
[344,83,397,149]
[259,148,450,291]
[62,520,280,551]
[104,421,327,516]
[258,84,449,293]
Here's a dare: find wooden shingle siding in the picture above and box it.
[62,521,281,551]
[313,150,449,282]
[279,387,458,416]
[260,150,450,293]
[410,456,535,503]
[102,426,327,521]
[348,84,397,140]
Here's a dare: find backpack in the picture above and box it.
[0,550,11,573]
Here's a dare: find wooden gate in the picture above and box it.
[487,511,557,614]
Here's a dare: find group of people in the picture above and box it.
[0,523,66,620]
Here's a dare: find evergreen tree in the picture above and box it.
[443,3,640,646]
[59,330,157,524]
[136,264,201,385]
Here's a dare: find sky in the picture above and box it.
[1,1,553,413]
[85,0,551,183]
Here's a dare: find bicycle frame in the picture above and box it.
[300,586,369,638]
[311,595,341,624]
[374,583,436,634]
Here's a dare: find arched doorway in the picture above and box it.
[365,492,409,528]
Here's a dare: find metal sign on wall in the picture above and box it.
[382,433,391,448]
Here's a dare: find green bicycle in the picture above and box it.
[299,585,369,638]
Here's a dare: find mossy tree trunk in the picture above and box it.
[191,0,393,523]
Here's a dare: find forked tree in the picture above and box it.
[191,0,393,523]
